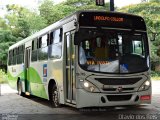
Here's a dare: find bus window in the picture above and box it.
[54,29,60,44]
[41,35,48,47]
[49,29,62,59]
[38,34,49,60]
[78,29,148,73]
[21,45,24,63]
[132,35,144,56]
[17,45,24,64]
[8,50,13,65]
[17,47,20,64]
[13,48,17,65]
[31,39,38,62]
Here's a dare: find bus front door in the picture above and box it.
[24,47,31,94]
[65,32,76,104]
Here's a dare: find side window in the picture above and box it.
[13,48,17,65]
[38,34,49,60]
[54,29,61,44]
[17,45,24,64]
[31,39,38,62]
[41,35,48,47]
[49,29,62,59]
[132,35,144,56]
[21,45,24,63]
[17,47,20,64]
[8,50,13,65]
[132,41,142,54]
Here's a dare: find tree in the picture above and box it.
[0,30,17,64]
[150,0,160,2]
[0,4,47,65]
[119,1,160,71]
[39,0,110,25]
[5,4,47,38]
[0,17,8,30]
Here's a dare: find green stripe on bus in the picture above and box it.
[7,67,48,99]
[28,67,48,99]
[7,71,25,89]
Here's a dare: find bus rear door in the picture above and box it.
[24,47,31,95]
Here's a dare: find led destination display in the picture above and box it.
[79,12,146,30]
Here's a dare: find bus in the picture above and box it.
[7,10,151,108]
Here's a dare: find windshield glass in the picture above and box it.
[78,29,149,74]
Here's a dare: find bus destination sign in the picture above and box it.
[79,12,146,30]
[94,16,124,22]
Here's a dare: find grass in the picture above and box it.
[151,76,160,80]
[0,69,7,84]
[151,71,160,80]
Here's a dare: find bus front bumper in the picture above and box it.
[76,88,151,108]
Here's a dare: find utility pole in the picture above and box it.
[110,0,114,11]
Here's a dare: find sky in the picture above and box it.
[0,0,142,17]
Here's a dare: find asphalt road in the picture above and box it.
[0,80,159,120]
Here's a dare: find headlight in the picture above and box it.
[84,82,89,88]
[138,80,151,91]
[80,80,100,93]
[145,80,150,86]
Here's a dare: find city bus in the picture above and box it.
[7,10,151,108]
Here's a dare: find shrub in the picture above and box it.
[0,69,7,83]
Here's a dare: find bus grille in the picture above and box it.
[95,78,141,85]
[106,95,132,101]
[103,88,134,92]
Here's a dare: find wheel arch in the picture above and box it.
[48,79,57,100]
[17,77,21,90]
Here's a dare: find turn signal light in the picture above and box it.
[140,95,151,101]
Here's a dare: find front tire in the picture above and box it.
[50,84,60,108]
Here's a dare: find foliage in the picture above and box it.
[118,1,160,71]
[0,30,18,64]
[0,69,7,83]
[0,4,47,65]
[39,0,110,25]
[151,71,160,80]
[150,0,160,2]
[6,4,47,37]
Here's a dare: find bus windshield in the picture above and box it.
[78,29,149,74]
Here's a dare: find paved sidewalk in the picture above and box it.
[151,80,160,111]
[152,80,160,94]
[0,84,17,95]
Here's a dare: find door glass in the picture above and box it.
[66,35,70,66]
[71,33,76,101]
[66,32,76,102]
[66,34,70,100]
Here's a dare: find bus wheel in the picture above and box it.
[17,81,23,96]
[50,84,60,108]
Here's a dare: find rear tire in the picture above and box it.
[17,81,24,96]
[50,84,60,108]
